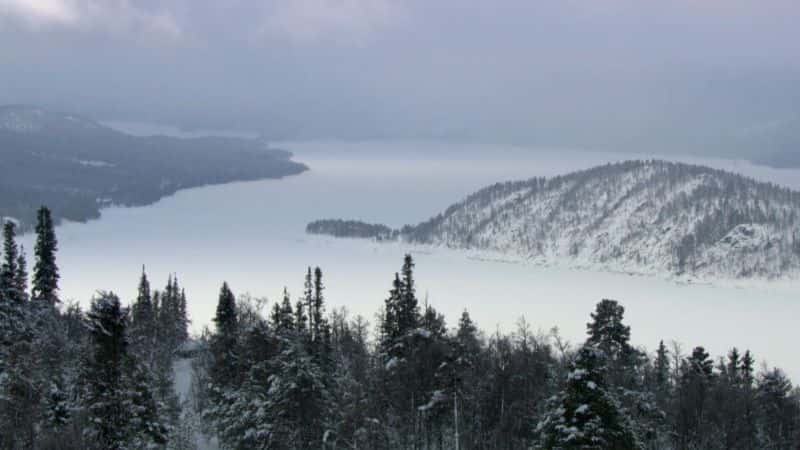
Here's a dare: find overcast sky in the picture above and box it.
[1,0,798,153]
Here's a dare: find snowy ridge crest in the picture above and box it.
[309,160,800,280]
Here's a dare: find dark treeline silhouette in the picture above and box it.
[2,207,799,449]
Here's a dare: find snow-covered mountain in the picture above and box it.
[309,160,800,280]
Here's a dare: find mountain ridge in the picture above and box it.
[308,160,800,280]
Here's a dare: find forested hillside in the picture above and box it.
[0,105,307,229]
[309,160,800,280]
[2,207,799,449]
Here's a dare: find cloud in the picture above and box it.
[0,0,78,27]
[0,0,182,41]
[259,0,404,44]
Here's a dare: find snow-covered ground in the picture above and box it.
[19,139,800,381]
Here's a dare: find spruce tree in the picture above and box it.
[726,347,741,384]
[258,339,333,448]
[14,246,27,302]
[83,292,131,449]
[0,221,22,304]
[380,272,402,346]
[312,266,325,343]
[210,282,238,388]
[304,267,314,333]
[295,296,308,335]
[587,299,633,361]
[397,254,419,334]
[756,368,799,448]
[456,310,479,353]
[277,288,295,332]
[654,340,670,391]
[537,345,641,449]
[32,206,59,306]
[310,267,333,363]
[270,301,283,331]
[741,350,755,387]
[130,267,154,343]
[127,363,169,448]
[675,346,715,448]
[178,287,188,342]
[586,299,640,387]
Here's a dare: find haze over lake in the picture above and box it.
[23,136,800,379]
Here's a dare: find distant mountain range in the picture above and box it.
[0,105,307,229]
[308,160,800,280]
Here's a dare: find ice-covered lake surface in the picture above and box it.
[21,139,800,380]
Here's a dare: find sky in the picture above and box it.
[1,0,799,154]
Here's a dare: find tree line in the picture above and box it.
[195,254,800,449]
[2,207,799,449]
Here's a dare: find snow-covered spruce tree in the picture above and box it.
[133,272,185,430]
[294,294,308,335]
[310,267,333,368]
[156,274,189,354]
[178,287,189,343]
[741,350,755,388]
[397,254,419,335]
[262,336,334,448]
[652,341,670,397]
[0,220,24,304]
[0,221,38,449]
[303,267,314,331]
[755,368,799,448]
[32,206,59,306]
[329,310,386,448]
[127,361,170,448]
[700,347,759,449]
[536,345,641,449]
[0,222,26,350]
[586,299,642,386]
[674,346,715,449]
[376,261,418,446]
[374,255,456,448]
[0,337,40,448]
[202,282,242,445]
[311,267,325,343]
[446,309,483,448]
[209,282,239,390]
[586,299,661,445]
[379,272,402,347]
[207,275,335,450]
[15,245,28,302]
[130,266,156,364]
[83,292,128,448]
[271,288,295,333]
[82,292,167,449]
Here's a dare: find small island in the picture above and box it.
[306,219,398,240]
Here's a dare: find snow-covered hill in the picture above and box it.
[309,160,800,280]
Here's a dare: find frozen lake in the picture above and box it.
[21,139,800,379]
